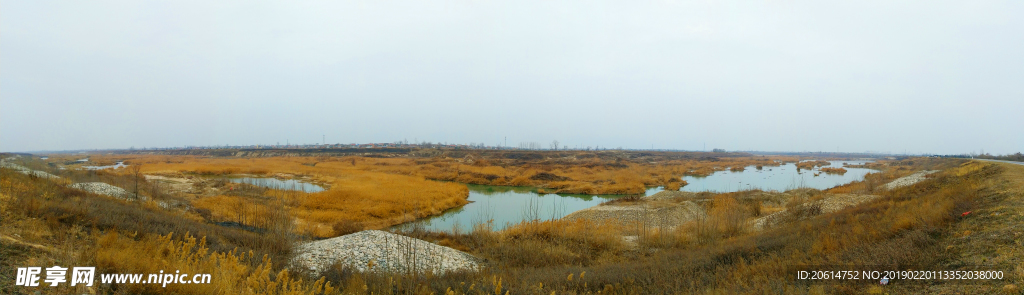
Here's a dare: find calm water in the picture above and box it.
[395,185,663,232]
[396,160,875,232]
[83,161,128,170]
[226,177,325,193]
[681,160,877,192]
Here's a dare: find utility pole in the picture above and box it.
[323,134,325,145]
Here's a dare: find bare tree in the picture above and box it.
[129,164,142,201]
[550,140,560,150]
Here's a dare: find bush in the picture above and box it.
[331,220,364,236]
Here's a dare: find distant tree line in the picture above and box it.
[933,152,1024,162]
[977,152,1024,162]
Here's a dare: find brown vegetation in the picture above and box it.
[7,152,1014,294]
[796,160,831,170]
[92,150,794,195]
[819,167,848,174]
[0,167,314,294]
[55,151,794,235]
[67,155,470,236]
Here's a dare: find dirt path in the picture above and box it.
[0,234,54,253]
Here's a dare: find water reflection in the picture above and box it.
[681,160,876,192]
[83,161,129,170]
[224,177,325,193]
[395,184,660,232]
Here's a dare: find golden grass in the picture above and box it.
[796,160,831,170]
[7,154,1011,294]
[819,167,847,174]
[74,153,796,235]
[0,165,332,294]
[89,155,468,237]
[85,153,802,192]
[356,154,793,194]
[93,232,335,295]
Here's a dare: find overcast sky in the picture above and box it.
[2,1,1022,154]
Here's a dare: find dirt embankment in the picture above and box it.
[751,193,882,231]
[562,191,707,228]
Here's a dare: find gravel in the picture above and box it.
[20,170,60,179]
[883,170,940,190]
[0,160,60,179]
[69,182,131,200]
[0,161,31,172]
[292,230,481,275]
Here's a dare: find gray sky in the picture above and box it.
[2,1,1022,154]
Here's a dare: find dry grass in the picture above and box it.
[350,153,793,194]
[819,167,848,174]
[796,160,831,170]
[0,165,329,294]
[93,232,334,295]
[84,155,470,237]
[67,152,795,235]
[389,158,992,294]
[8,153,1010,294]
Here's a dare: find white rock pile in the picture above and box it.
[1,157,160,203]
[292,230,481,275]
[883,170,940,190]
[0,161,30,172]
[0,160,60,179]
[69,182,131,200]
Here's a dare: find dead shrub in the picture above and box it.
[711,195,748,237]
[332,219,365,236]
